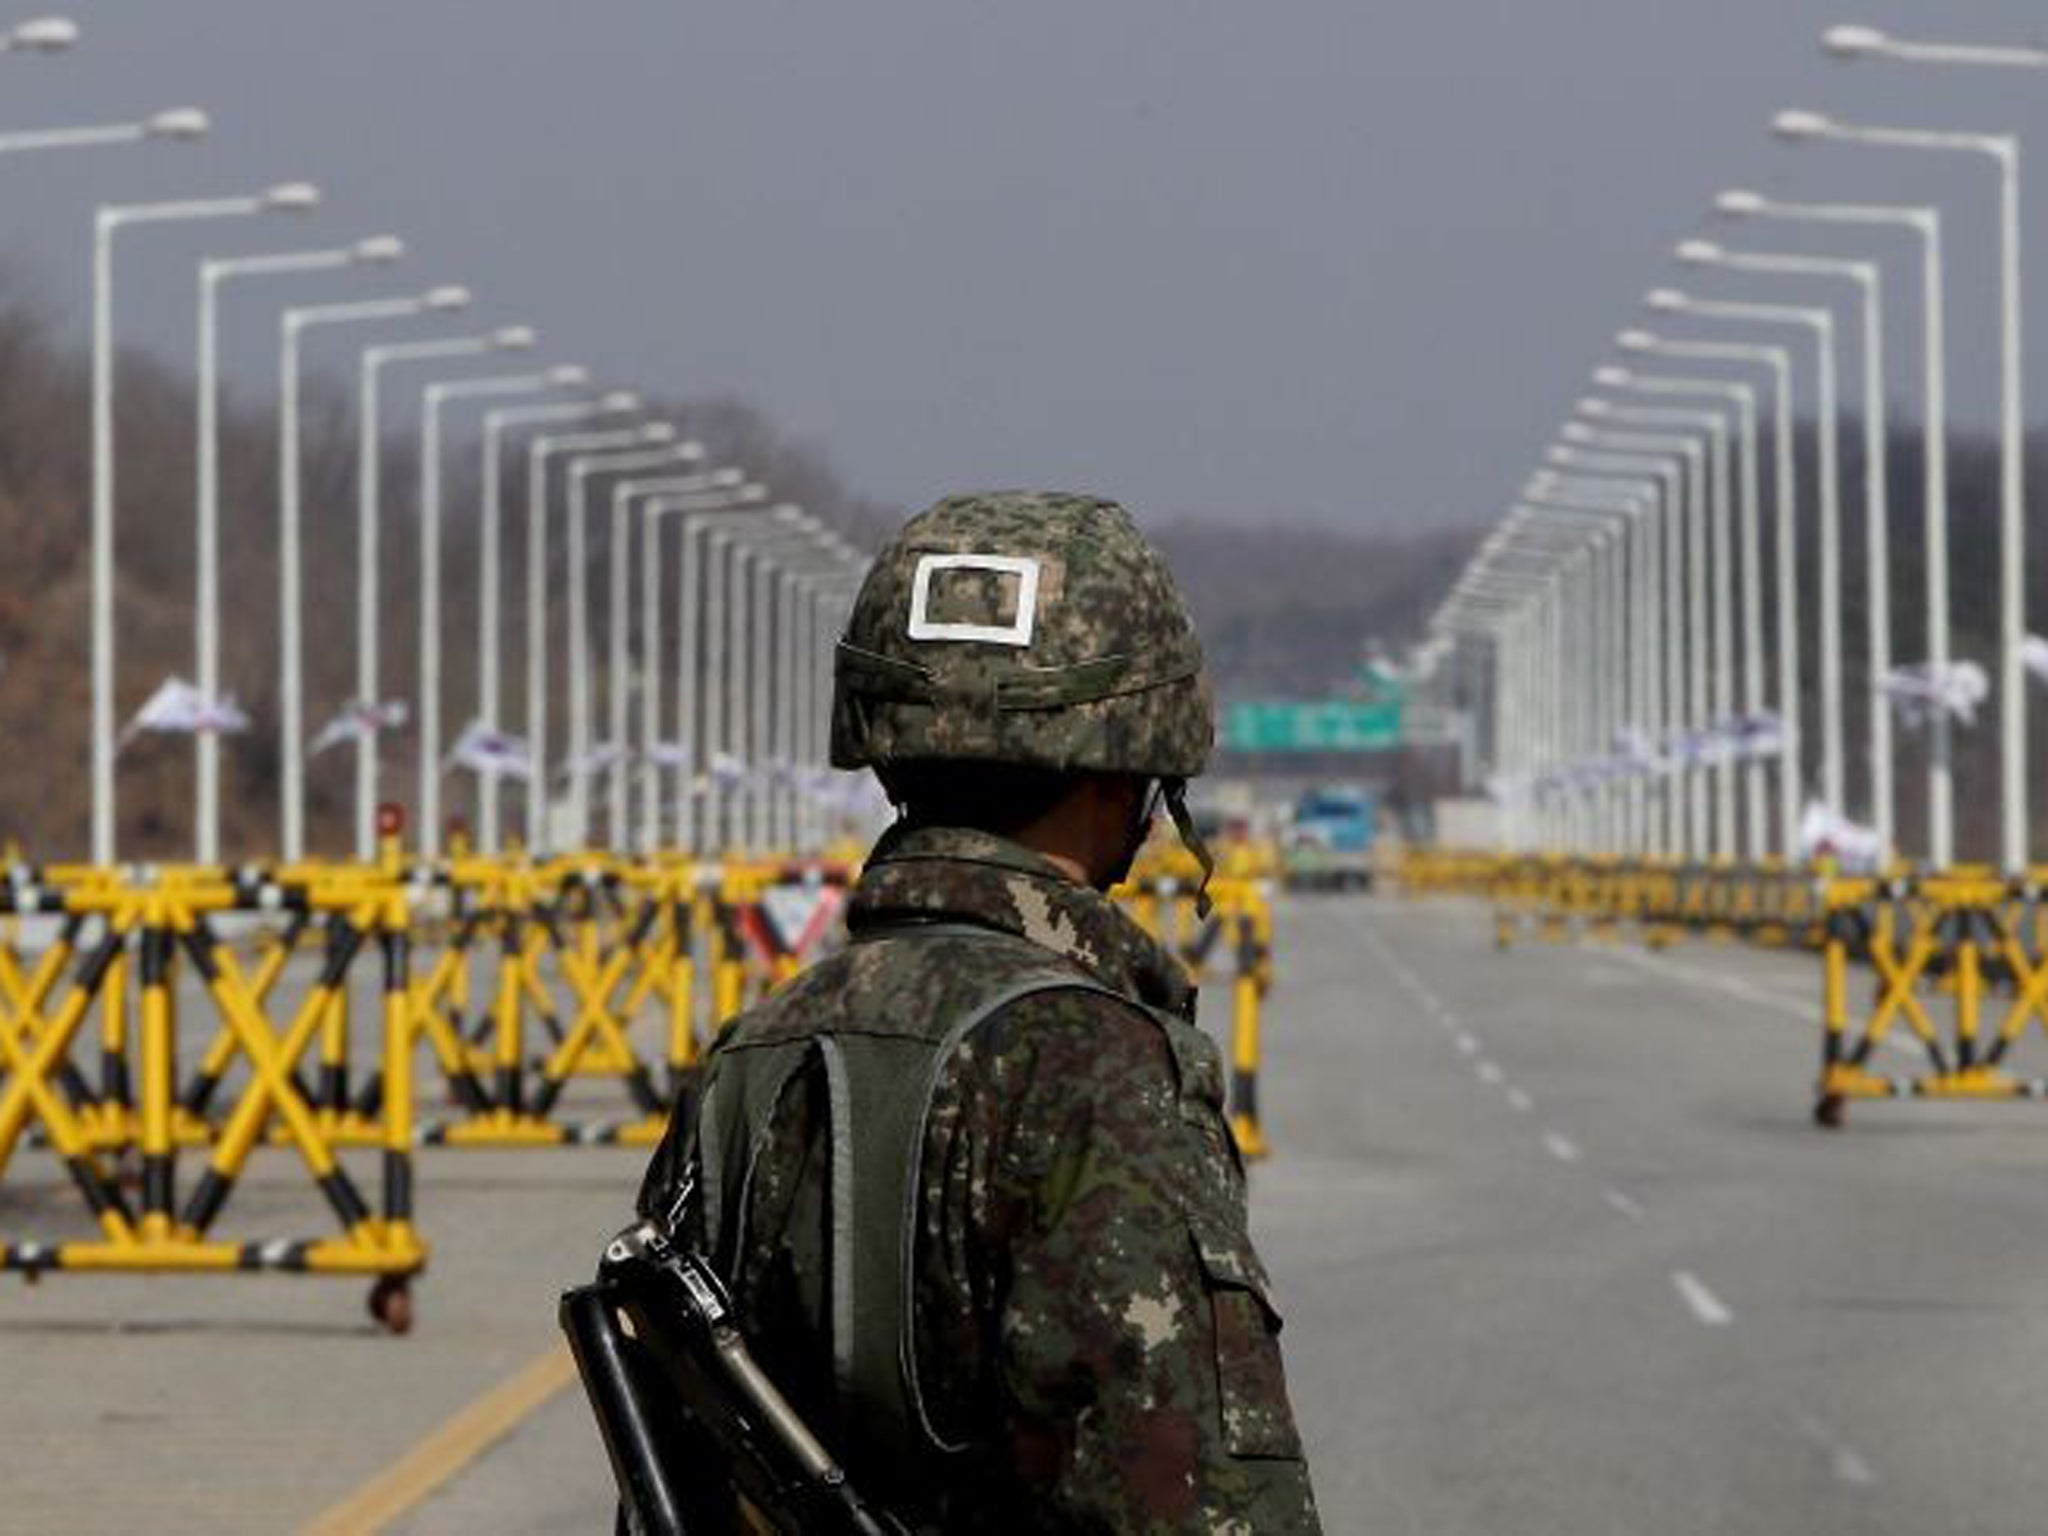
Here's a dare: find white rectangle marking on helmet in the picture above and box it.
[906,553,1041,647]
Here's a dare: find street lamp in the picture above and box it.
[1,15,77,51]
[521,421,674,851]
[416,365,587,857]
[1590,361,1803,863]
[632,476,756,850]
[282,290,473,868]
[1823,25,2048,68]
[1572,403,1753,860]
[563,440,702,847]
[1555,429,1688,855]
[0,106,208,155]
[1670,243,1898,856]
[351,321,529,855]
[89,181,319,865]
[1775,106,2028,870]
[1637,298,1832,826]
[1515,481,1656,855]
[1613,325,1810,843]
[1481,523,1605,852]
[609,471,753,845]
[1716,190,1955,865]
[470,392,642,851]
[183,239,411,864]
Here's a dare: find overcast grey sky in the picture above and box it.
[9,1,2048,532]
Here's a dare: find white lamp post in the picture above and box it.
[1564,391,1725,857]
[191,238,405,864]
[563,440,701,847]
[606,471,749,847]
[1592,355,1761,864]
[521,422,673,851]
[1628,310,1834,822]
[351,319,532,854]
[1776,106,2027,869]
[89,181,319,865]
[1591,357,1804,861]
[1555,434,1684,855]
[727,506,852,854]
[1515,485,1653,854]
[1823,25,2048,69]
[1480,529,1596,850]
[1670,245,1896,857]
[242,259,438,868]
[632,477,756,851]
[472,393,642,851]
[1532,465,1669,853]
[1,15,77,52]
[1717,191,1954,867]
[0,106,207,155]
[416,365,587,856]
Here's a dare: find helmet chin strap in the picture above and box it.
[1162,779,1215,919]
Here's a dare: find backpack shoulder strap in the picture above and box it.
[831,965,1123,1467]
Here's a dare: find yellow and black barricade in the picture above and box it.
[0,860,425,1329]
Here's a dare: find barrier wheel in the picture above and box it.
[368,1274,414,1335]
[1813,1093,1845,1131]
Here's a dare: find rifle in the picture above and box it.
[560,1184,909,1536]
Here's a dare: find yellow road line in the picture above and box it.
[301,1343,578,1536]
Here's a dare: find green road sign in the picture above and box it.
[1223,699,1403,753]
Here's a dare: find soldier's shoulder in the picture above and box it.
[711,924,1103,1055]
[947,985,1184,1137]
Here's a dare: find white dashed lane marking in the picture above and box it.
[1795,1415,1876,1488]
[1542,1130,1581,1164]
[1671,1269,1734,1327]
[1601,1186,1646,1223]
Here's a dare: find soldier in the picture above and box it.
[637,491,1320,1532]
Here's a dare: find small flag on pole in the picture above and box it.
[2022,635,2048,687]
[1882,660,1989,727]
[558,742,631,783]
[309,698,409,756]
[118,676,249,752]
[445,720,532,780]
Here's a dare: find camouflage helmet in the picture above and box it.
[831,492,1213,780]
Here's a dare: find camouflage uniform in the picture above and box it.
[639,493,1320,1531]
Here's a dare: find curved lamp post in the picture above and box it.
[90,180,319,864]
[416,365,588,856]
[1775,107,2026,869]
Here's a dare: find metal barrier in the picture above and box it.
[1119,872,1278,1161]
[413,852,851,1148]
[0,836,1284,1323]
[0,857,425,1330]
[1401,846,2048,1133]
[1398,848,1827,950]
[1816,866,2048,1127]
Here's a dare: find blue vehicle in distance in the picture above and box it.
[1284,784,1377,891]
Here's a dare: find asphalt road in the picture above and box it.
[8,893,2048,1531]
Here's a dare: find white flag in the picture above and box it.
[1612,728,1663,775]
[642,741,691,770]
[559,742,631,783]
[309,698,409,757]
[445,720,531,780]
[1883,660,1989,727]
[1719,712,1784,759]
[1798,801,1884,871]
[119,676,248,750]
